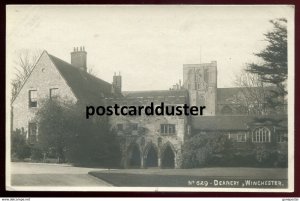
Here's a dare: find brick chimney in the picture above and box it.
[112,72,122,93]
[71,46,87,71]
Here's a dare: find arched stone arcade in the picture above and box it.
[127,143,142,168]
[161,143,176,168]
[144,143,159,168]
[124,140,179,169]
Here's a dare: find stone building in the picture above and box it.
[12,47,119,144]
[11,47,288,168]
[109,90,189,168]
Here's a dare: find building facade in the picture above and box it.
[11,47,288,168]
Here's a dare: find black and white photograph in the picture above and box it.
[5,5,295,192]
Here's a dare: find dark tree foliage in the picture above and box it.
[182,133,287,168]
[11,129,31,160]
[182,134,232,168]
[247,18,287,110]
[36,99,121,167]
[35,100,68,162]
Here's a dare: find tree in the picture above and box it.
[11,49,42,102]
[35,99,121,166]
[35,99,70,162]
[246,18,287,111]
[232,70,270,115]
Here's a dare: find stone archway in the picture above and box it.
[127,143,141,168]
[144,144,158,168]
[161,143,175,168]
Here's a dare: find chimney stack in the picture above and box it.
[112,72,122,94]
[71,46,87,72]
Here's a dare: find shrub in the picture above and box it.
[11,129,31,160]
[276,151,288,167]
[35,99,121,167]
[182,134,232,168]
[182,133,287,168]
[30,144,44,161]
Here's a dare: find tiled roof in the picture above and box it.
[192,115,287,131]
[48,54,117,104]
[123,90,188,98]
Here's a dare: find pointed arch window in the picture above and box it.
[252,127,271,143]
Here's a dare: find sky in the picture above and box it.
[6,5,294,91]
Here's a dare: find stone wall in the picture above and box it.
[183,61,217,116]
[11,52,77,138]
[109,95,189,168]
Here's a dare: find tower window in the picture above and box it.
[204,69,209,83]
[29,90,37,108]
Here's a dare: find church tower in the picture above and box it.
[183,61,217,116]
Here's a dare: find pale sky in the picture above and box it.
[6,5,294,91]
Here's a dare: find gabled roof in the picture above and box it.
[48,54,117,104]
[192,115,287,131]
[123,90,188,98]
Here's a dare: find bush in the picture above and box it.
[35,99,121,167]
[276,151,288,167]
[182,134,287,168]
[252,144,287,167]
[30,144,45,161]
[182,134,232,168]
[11,129,31,160]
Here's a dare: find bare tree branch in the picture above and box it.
[11,49,42,102]
[232,69,270,115]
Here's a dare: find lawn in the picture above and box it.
[89,167,288,188]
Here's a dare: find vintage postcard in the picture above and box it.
[5,5,295,192]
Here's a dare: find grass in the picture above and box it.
[89,167,288,187]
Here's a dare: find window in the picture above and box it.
[204,69,209,83]
[277,133,287,143]
[252,127,271,143]
[195,74,201,82]
[50,88,59,99]
[29,90,37,108]
[160,124,176,134]
[28,123,37,144]
[237,133,246,142]
[117,123,123,131]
